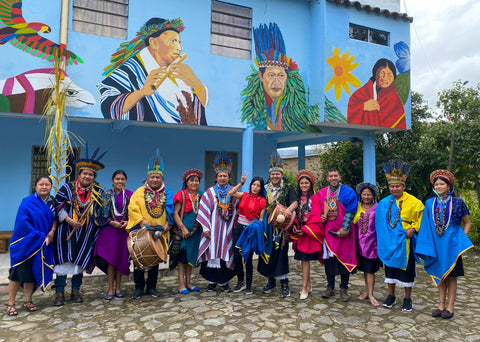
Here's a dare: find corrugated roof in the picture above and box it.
[326,0,413,23]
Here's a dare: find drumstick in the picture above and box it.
[151,52,187,90]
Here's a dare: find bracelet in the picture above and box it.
[192,85,203,94]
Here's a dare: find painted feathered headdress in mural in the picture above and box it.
[254,23,297,71]
[241,23,318,132]
[103,17,184,76]
[0,0,82,65]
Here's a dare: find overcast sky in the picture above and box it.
[403,0,480,110]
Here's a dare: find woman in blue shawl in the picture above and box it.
[7,176,56,316]
[416,170,473,320]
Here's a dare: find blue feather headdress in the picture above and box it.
[269,152,284,173]
[74,144,106,173]
[214,151,232,174]
[253,23,297,71]
[382,160,410,184]
[148,148,164,175]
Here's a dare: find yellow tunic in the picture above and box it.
[397,192,424,261]
[126,186,169,261]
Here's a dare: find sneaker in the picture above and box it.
[206,283,217,291]
[322,288,335,298]
[70,290,83,303]
[340,288,349,302]
[281,283,290,298]
[54,293,65,306]
[147,288,160,297]
[245,286,253,295]
[402,298,413,312]
[383,295,396,308]
[233,282,246,293]
[132,288,144,299]
[262,280,276,294]
[221,284,232,292]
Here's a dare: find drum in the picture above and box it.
[268,201,295,230]
[127,228,165,270]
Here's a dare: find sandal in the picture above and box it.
[23,301,38,312]
[105,294,114,300]
[6,304,18,316]
[115,292,125,298]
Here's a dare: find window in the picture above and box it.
[211,1,252,59]
[30,146,80,193]
[73,0,129,39]
[349,23,389,46]
[204,151,238,190]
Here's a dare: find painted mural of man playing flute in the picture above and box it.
[99,17,208,125]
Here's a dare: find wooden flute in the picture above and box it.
[151,52,187,90]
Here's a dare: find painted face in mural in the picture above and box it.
[376,65,394,89]
[148,30,182,67]
[258,66,288,101]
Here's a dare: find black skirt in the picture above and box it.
[294,250,319,261]
[447,255,464,278]
[9,257,35,283]
[324,257,356,275]
[357,254,382,274]
[200,260,235,284]
[384,244,416,283]
[257,244,289,278]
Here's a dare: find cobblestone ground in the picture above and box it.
[1,249,480,342]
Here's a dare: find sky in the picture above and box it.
[403,0,480,110]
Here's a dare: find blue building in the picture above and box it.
[0,0,411,231]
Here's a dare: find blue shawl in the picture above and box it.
[236,220,265,261]
[10,193,54,291]
[416,197,473,286]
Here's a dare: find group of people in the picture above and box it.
[6,151,473,321]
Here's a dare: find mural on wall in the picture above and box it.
[241,23,318,132]
[324,42,411,129]
[0,0,89,115]
[98,17,208,125]
[0,68,95,114]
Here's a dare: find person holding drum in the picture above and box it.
[53,148,106,306]
[258,153,297,298]
[126,149,174,299]
[290,170,322,300]
[93,170,133,300]
[197,152,239,292]
[315,167,358,302]
[228,173,267,294]
[170,169,204,294]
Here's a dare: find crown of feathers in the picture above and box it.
[269,152,284,173]
[103,17,184,76]
[254,23,297,71]
[148,148,164,175]
[430,169,455,186]
[74,145,106,172]
[382,160,410,184]
[214,151,232,174]
[296,169,316,186]
[355,182,379,198]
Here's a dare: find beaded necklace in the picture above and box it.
[144,188,166,218]
[72,180,94,220]
[387,198,403,229]
[214,185,233,221]
[326,185,341,221]
[111,189,129,221]
[214,184,232,211]
[298,194,311,226]
[187,189,200,214]
[433,196,452,236]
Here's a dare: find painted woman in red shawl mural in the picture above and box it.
[347,58,406,129]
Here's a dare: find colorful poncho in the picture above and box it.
[10,193,55,291]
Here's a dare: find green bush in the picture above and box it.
[462,191,480,245]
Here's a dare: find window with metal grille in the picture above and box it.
[72,0,129,39]
[30,146,80,193]
[349,23,389,46]
[211,0,252,59]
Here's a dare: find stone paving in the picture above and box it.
[1,249,480,342]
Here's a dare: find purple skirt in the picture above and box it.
[93,225,130,276]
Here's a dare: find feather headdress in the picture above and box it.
[269,152,284,173]
[214,151,232,174]
[254,23,297,71]
[148,148,164,175]
[103,17,184,76]
[74,145,106,173]
[382,160,410,184]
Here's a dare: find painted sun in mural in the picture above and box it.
[325,48,361,101]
